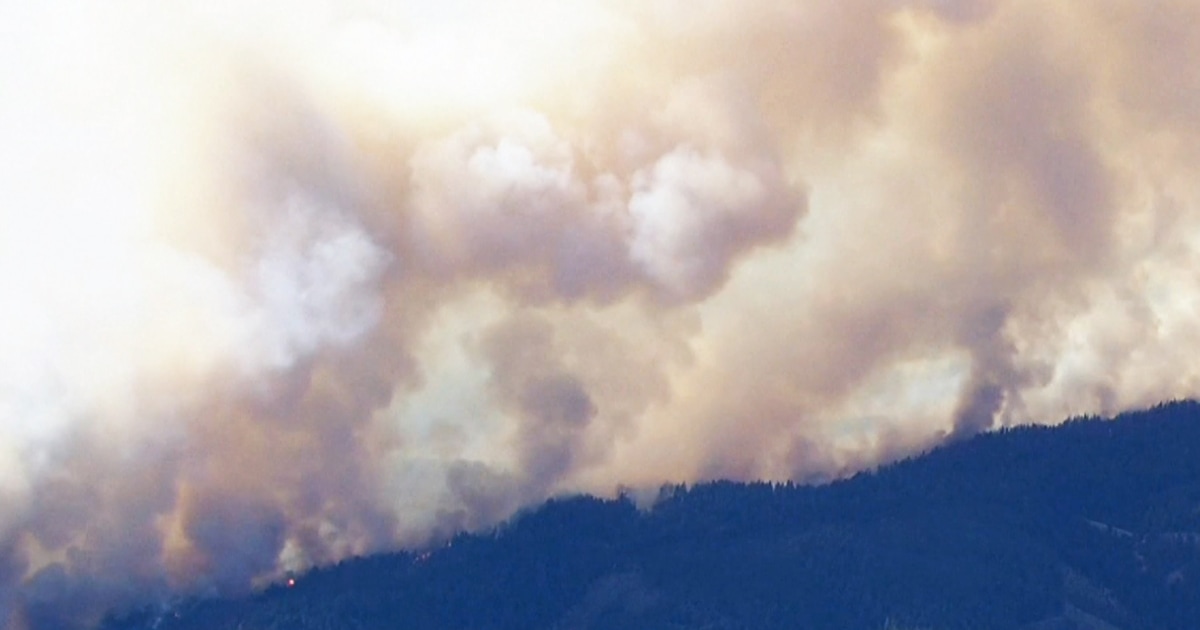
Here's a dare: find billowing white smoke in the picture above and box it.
[3,0,1200,626]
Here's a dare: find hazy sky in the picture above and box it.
[3,0,1200,626]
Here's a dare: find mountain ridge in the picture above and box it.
[100,401,1200,630]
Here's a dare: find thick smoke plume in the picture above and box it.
[3,0,1200,626]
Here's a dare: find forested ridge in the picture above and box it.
[102,401,1200,629]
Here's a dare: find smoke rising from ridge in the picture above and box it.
[4,0,1200,626]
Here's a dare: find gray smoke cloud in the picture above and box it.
[3,0,1200,626]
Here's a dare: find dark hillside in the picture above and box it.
[101,401,1200,630]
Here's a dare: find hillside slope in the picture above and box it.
[101,402,1200,629]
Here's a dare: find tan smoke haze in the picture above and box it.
[4,0,1200,626]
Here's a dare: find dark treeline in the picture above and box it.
[102,401,1200,629]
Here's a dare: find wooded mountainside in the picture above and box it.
[101,402,1200,629]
